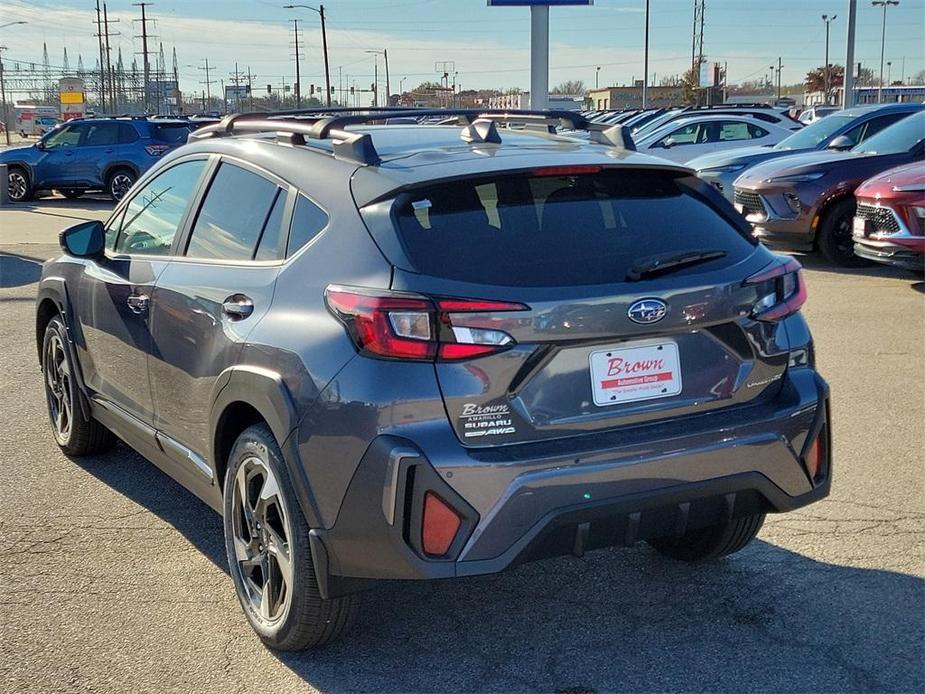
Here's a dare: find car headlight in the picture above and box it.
[767,171,826,184]
[699,163,747,175]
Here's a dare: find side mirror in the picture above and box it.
[662,137,676,149]
[35,140,46,150]
[59,220,105,258]
[827,135,854,151]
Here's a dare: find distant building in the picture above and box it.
[804,85,925,107]
[487,92,584,111]
[587,84,682,110]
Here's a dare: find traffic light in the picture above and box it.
[349,86,354,95]
[310,84,315,95]
[267,84,272,94]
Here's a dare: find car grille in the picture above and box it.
[734,189,766,217]
[856,203,901,234]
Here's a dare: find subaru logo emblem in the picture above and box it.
[627,298,668,324]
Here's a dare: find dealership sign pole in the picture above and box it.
[488,1,592,110]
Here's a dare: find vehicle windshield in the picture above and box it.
[853,112,925,154]
[774,114,853,150]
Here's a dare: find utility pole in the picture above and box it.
[383,49,390,107]
[844,0,857,106]
[373,56,378,107]
[0,46,10,146]
[776,57,783,101]
[319,5,331,106]
[821,14,837,104]
[291,18,301,108]
[133,3,155,112]
[198,58,213,111]
[247,66,254,110]
[873,1,899,103]
[102,4,119,111]
[94,1,107,112]
[642,0,650,108]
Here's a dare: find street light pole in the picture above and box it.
[0,21,28,146]
[886,61,892,86]
[283,5,332,106]
[872,0,899,103]
[821,14,837,104]
[291,18,301,108]
[595,66,600,89]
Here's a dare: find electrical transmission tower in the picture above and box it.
[133,2,156,112]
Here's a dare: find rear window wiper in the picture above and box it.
[625,249,727,282]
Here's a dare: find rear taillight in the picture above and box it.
[144,143,172,156]
[421,492,461,557]
[806,437,823,481]
[324,285,528,362]
[744,257,806,321]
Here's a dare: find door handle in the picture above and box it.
[222,295,254,320]
[126,293,149,314]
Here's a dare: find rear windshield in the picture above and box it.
[393,169,755,287]
[150,123,190,144]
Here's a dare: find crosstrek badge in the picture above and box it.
[589,342,682,406]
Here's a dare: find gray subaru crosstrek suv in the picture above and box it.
[36,109,831,650]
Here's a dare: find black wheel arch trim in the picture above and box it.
[36,280,92,421]
[103,162,140,185]
[209,365,323,529]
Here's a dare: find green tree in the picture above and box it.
[804,64,844,92]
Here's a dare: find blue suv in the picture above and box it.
[1,117,191,202]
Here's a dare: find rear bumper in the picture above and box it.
[312,369,830,594]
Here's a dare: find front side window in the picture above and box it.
[660,123,698,146]
[114,159,207,256]
[42,124,82,149]
[185,162,281,260]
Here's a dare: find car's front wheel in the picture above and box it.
[223,423,357,650]
[648,513,765,561]
[107,168,136,201]
[42,316,115,456]
[8,166,32,202]
[818,199,871,267]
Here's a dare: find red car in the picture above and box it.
[853,161,925,274]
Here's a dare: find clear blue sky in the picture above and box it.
[3,0,924,103]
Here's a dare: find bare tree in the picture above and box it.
[553,79,586,95]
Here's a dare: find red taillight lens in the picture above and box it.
[422,492,461,556]
[144,143,172,156]
[745,257,807,321]
[325,285,528,362]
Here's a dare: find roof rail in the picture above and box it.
[189,107,636,166]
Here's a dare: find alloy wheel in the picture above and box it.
[230,456,294,624]
[8,171,27,202]
[110,173,134,200]
[833,213,854,258]
[44,332,73,444]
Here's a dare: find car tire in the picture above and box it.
[817,199,871,267]
[59,189,85,199]
[647,513,765,562]
[223,423,357,651]
[107,168,136,201]
[42,316,116,456]
[8,166,33,202]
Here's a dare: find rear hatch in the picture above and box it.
[362,166,792,447]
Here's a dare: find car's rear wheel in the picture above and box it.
[8,167,32,202]
[817,199,871,267]
[223,423,357,650]
[648,513,765,562]
[42,316,115,456]
[59,189,85,199]
[107,168,136,201]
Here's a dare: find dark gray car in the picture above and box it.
[690,102,923,201]
[36,109,831,651]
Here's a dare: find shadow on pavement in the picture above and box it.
[0,250,44,288]
[68,441,924,692]
[794,252,916,281]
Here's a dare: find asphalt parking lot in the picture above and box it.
[1,197,923,693]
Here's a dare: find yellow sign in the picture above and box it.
[60,91,85,104]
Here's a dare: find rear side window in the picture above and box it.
[185,162,282,260]
[84,123,120,146]
[393,169,755,287]
[150,123,190,144]
[286,194,328,256]
[119,123,140,143]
